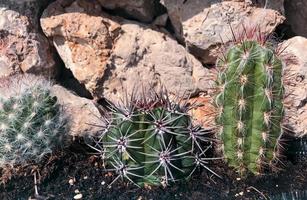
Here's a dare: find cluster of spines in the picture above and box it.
[0,75,67,167]
[215,38,285,176]
[88,90,220,187]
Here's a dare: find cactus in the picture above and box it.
[215,39,285,176]
[88,90,219,187]
[0,75,67,167]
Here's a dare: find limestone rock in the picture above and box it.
[104,22,211,102]
[41,0,213,102]
[51,85,102,137]
[41,0,121,99]
[281,36,307,137]
[285,0,307,37]
[162,1,284,64]
[0,0,56,77]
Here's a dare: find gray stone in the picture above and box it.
[162,0,284,64]
[98,0,160,23]
[285,0,307,37]
[51,85,103,137]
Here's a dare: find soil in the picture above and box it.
[0,140,307,200]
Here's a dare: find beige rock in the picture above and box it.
[41,0,121,98]
[162,1,284,64]
[254,0,284,14]
[224,0,284,14]
[0,1,56,77]
[98,0,158,23]
[188,96,216,129]
[103,22,212,102]
[51,85,102,137]
[280,36,307,137]
[41,0,213,103]
[285,0,307,37]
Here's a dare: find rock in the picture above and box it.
[41,0,121,99]
[280,36,307,137]
[188,95,216,129]
[284,0,307,37]
[253,0,284,14]
[0,0,56,77]
[97,0,161,23]
[152,13,168,27]
[162,1,284,64]
[225,0,284,14]
[104,22,211,102]
[51,85,102,137]
[41,0,213,102]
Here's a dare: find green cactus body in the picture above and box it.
[90,94,218,187]
[0,76,67,167]
[216,41,284,176]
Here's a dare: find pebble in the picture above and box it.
[75,189,80,194]
[236,177,241,181]
[68,178,74,186]
[101,181,106,185]
[239,191,244,196]
[83,176,88,180]
[74,193,83,200]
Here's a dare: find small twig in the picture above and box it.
[247,186,268,200]
[34,172,39,197]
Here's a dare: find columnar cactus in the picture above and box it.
[88,90,219,187]
[215,39,285,176]
[0,75,67,167]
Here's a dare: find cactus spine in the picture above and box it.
[0,75,67,167]
[215,40,284,176]
[89,91,219,187]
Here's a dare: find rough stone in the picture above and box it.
[41,0,213,102]
[97,0,159,23]
[284,0,307,37]
[280,36,307,137]
[188,95,216,129]
[254,0,284,14]
[162,1,284,64]
[51,85,103,137]
[104,22,211,102]
[41,0,121,99]
[0,0,56,77]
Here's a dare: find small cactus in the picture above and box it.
[215,35,285,176]
[88,90,219,187]
[0,74,67,167]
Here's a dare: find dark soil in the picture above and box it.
[1,141,307,200]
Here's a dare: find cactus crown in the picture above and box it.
[215,38,285,176]
[0,75,67,167]
[89,90,219,187]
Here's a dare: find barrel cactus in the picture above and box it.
[88,90,219,187]
[215,37,285,176]
[0,75,67,167]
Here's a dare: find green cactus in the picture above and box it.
[88,91,219,187]
[0,75,67,167]
[215,40,284,176]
